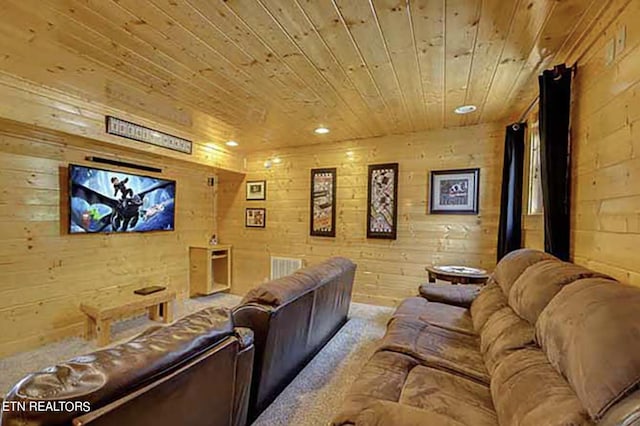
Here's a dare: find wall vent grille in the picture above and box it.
[270,256,304,280]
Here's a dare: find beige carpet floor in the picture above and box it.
[0,294,393,426]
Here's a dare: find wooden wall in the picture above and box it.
[0,73,243,173]
[0,118,218,357]
[570,0,640,285]
[218,123,504,306]
[521,0,640,286]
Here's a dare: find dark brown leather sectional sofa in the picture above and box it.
[332,248,640,425]
[0,307,254,426]
[0,257,356,426]
[233,256,356,421]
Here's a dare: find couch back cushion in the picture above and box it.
[509,260,609,325]
[470,280,507,332]
[241,273,314,306]
[491,348,593,426]
[295,257,354,285]
[241,257,354,307]
[536,278,640,420]
[479,306,535,374]
[493,249,556,295]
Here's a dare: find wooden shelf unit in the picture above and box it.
[189,245,232,297]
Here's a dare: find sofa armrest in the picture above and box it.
[232,328,254,426]
[354,401,466,426]
[598,388,640,426]
[418,283,481,308]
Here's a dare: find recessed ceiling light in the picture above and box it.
[454,105,477,115]
[225,140,239,147]
[314,127,330,134]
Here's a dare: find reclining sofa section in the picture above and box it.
[1,307,254,426]
[334,249,640,426]
[233,257,356,421]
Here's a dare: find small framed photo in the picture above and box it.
[246,180,266,200]
[245,208,266,228]
[367,163,399,240]
[310,168,337,237]
[429,168,480,214]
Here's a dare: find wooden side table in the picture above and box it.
[189,245,232,297]
[425,265,489,285]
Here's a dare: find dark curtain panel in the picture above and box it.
[497,123,526,261]
[539,65,573,261]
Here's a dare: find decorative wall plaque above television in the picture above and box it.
[105,116,193,154]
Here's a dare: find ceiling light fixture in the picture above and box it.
[272,157,282,164]
[314,127,330,134]
[454,105,477,115]
[225,140,239,147]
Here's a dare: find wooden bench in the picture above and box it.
[81,290,176,347]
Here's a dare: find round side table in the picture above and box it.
[425,265,489,285]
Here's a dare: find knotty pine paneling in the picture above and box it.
[0,0,604,151]
[521,0,640,286]
[218,123,504,306]
[0,119,219,357]
[0,73,243,173]
[570,0,640,286]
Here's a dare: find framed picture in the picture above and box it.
[367,163,399,240]
[245,208,266,228]
[429,168,480,214]
[246,180,266,200]
[310,168,336,237]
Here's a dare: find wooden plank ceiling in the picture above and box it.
[0,0,606,152]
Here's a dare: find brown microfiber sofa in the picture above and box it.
[333,248,640,426]
[1,307,254,426]
[233,256,356,421]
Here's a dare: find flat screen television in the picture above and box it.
[68,164,176,234]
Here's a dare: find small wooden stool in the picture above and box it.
[81,290,176,347]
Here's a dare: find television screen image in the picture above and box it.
[69,164,176,233]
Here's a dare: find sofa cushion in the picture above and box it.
[470,281,507,332]
[242,257,355,307]
[536,278,640,420]
[418,283,481,308]
[331,351,419,425]
[399,366,497,426]
[353,401,468,426]
[491,348,592,426]
[509,259,610,324]
[392,297,475,336]
[493,248,556,295]
[380,317,489,384]
[241,273,313,306]
[295,257,356,286]
[480,306,535,374]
